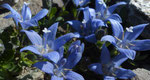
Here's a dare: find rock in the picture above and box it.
[17,66,44,80]
[0,0,18,6]
[132,68,150,80]
[126,0,150,38]
[52,0,64,7]
[0,0,43,33]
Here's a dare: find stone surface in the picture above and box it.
[126,0,150,38]
[52,0,64,7]
[132,68,150,80]
[17,66,44,80]
[0,0,19,6]
[0,0,43,32]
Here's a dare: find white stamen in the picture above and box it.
[24,2,30,5]
[126,26,134,32]
[98,1,104,4]
[79,0,84,5]
[42,28,51,33]
[96,12,101,18]
[82,19,86,23]
[75,45,79,48]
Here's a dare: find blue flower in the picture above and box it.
[20,22,78,63]
[101,23,150,60]
[1,3,48,29]
[73,0,90,7]
[95,0,126,26]
[33,40,85,80]
[89,45,136,80]
[67,7,105,43]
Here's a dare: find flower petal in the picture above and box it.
[101,44,111,64]
[117,48,136,60]
[54,33,78,50]
[21,3,31,21]
[124,24,148,41]
[43,51,60,63]
[20,45,41,55]
[46,22,59,42]
[112,53,128,67]
[65,71,84,80]
[58,46,64,59]
[101,35,116,45]
[33,61,54,74]
[107,14,122,23]
[79,0,90,7]
[65,42,84,69]
[130,40,150,51]
[82,7,96,21]
[1,3,21,19]
[108,2,126,14]
[104,76,115,80]
[95,0,106,13]
[67,20,83,33]
[115,68,136,79]
[21,30,42,45]
[57,58,67,68]
[68,40,81,52]
[20,19,38,29]
[72,0,79,7]
[1,3,21,26]
[88,63,103,75]
[85,34,97,43]
[108,19,124,38]
[92,19,105,32]
[3,14,14,19]
[51,75,63,80]
[32,9,48,20]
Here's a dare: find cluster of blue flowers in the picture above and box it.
[1,0,150,80]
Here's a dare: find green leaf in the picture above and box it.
[49,7,57,19]
[56,17,64,21]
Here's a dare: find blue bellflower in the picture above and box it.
[73,0,90,7]
[89,45,136,80]
[20,22,78,63]
[101,23,150,60]
[95,0,126,26]
[67,7,105,43]
[1,3,48,29]
[34,40,85,80]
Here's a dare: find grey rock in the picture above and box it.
[132,68,150,80]
[0,0,43,33]
[127,0,150,38]
[17,66,44,80]
[0,0,18,6]
[52,0,64,7]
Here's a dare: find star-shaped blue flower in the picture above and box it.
[67,7,105,43]
[1,3,48,29]
[73,0,90,7]
[20,22,78,63]
[95,0,126,26]
[33,40,85,80]
[89,45,136,80]
[101,23,150,60]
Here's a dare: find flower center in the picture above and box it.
[53,64,72,78]
[114,36,135,49]
[35,44,53,54]
[101,9,110,20]
[102,62,117,76]
[96,12,101,19]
